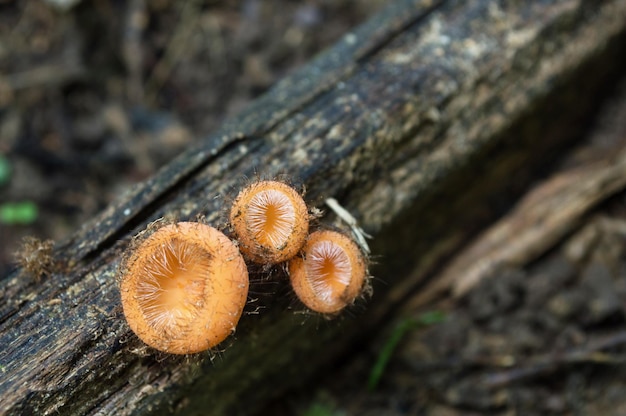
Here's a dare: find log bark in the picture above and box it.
[2,0,626,414]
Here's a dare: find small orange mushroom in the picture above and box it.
[120,222,248,354]
[229,180,309,264]
[288,230,367,314]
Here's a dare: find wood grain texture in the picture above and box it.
[1,0,626,414]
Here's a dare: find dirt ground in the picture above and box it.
[3,1,626,415]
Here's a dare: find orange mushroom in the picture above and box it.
[288,230,367,314]
[120,222,248,354]
[229,180,309,264]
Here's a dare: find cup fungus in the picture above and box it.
[120,222,249,354]
[229,180,309,264]
[288,230,367,314]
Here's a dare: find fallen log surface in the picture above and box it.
[1,0,626,414]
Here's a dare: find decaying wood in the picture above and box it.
[2,0,626,414]
[408,147,626,305]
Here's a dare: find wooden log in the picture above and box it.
[1,0,626,414]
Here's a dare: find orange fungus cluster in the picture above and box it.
[119,180,370,354]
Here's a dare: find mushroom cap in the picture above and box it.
[288,230,366,314]
[229,180,309,264]
[120,222,248,354]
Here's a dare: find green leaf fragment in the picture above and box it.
[367,310,446,391]
[0,201,38,224]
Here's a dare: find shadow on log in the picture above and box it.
[1,0,626,414]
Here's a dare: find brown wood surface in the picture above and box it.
[2,0,626,414]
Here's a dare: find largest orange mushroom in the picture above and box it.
[119,222,249,354]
